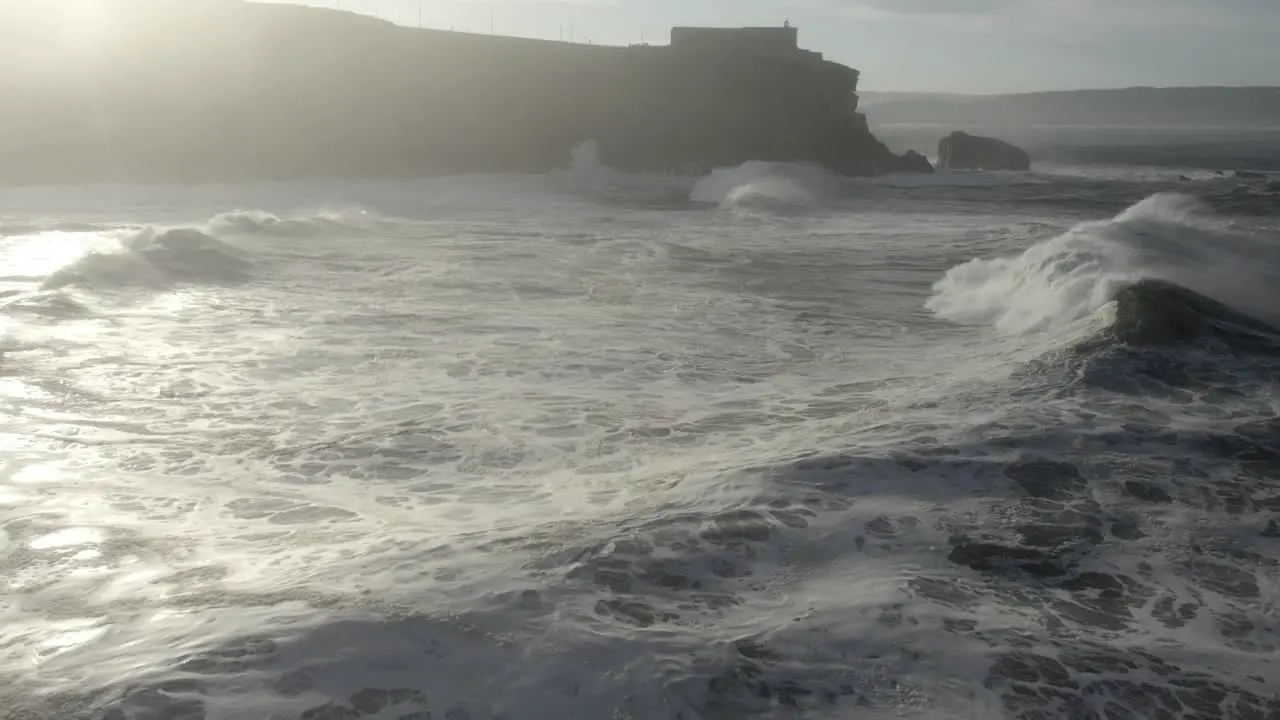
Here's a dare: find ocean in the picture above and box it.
[1,129,1278,719]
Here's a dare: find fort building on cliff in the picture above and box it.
[665,25,845,100]
[669,25,800,57]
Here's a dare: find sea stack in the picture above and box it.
[0,0,930,184]
[937,131,1032,171]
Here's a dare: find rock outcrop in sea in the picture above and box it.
[893,150,935,174]
[937,131,1032,171]
[0,0,930,184]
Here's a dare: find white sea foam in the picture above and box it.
[1,169,1278,719]
[1035,163,1226,183]
[690,160,837,209]
[39,226,252,290]
[927,192,1280,334]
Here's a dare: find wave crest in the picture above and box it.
[42,227,252,290]
[927,193,1278,336]
[1109,278,1280,352]
[207,208,378,238]
[690,161,836,210]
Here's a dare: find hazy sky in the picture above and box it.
[268,0,1279,93]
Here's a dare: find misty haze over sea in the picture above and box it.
[3,2,1280,720]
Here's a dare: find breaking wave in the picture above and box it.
[2,290,92,320]
[553,140,693,206]
[42,227,252,290]
[207,208,380,238]
[557,147,1049,212]
[927,193,1280,337]
[690,161,837,210]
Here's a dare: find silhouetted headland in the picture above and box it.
[0,0,930,185]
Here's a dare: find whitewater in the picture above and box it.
[1,136,1279,720]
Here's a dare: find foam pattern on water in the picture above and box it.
[0,176,1277,719]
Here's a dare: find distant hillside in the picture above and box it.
[863,87,1280,128]
[856,91,956,107]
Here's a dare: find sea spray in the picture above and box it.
[42,226,252,289]
[927,192,1280,334]
[690,161,836,209]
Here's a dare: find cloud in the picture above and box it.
[796,0,1279,44]
[799,0,1272,27]
[1015,0,1279,35]
[787,0,1016,19]
[783,0,1023,29]
[843,0,1011,14]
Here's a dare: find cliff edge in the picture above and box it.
[0,0,927,184]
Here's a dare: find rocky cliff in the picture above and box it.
[0,0,928,185]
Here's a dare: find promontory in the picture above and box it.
[0,0,930,185]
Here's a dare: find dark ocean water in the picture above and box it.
[0,130,1278,719]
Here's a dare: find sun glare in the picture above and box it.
[55,0,119,54]
[0,231,106,279]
